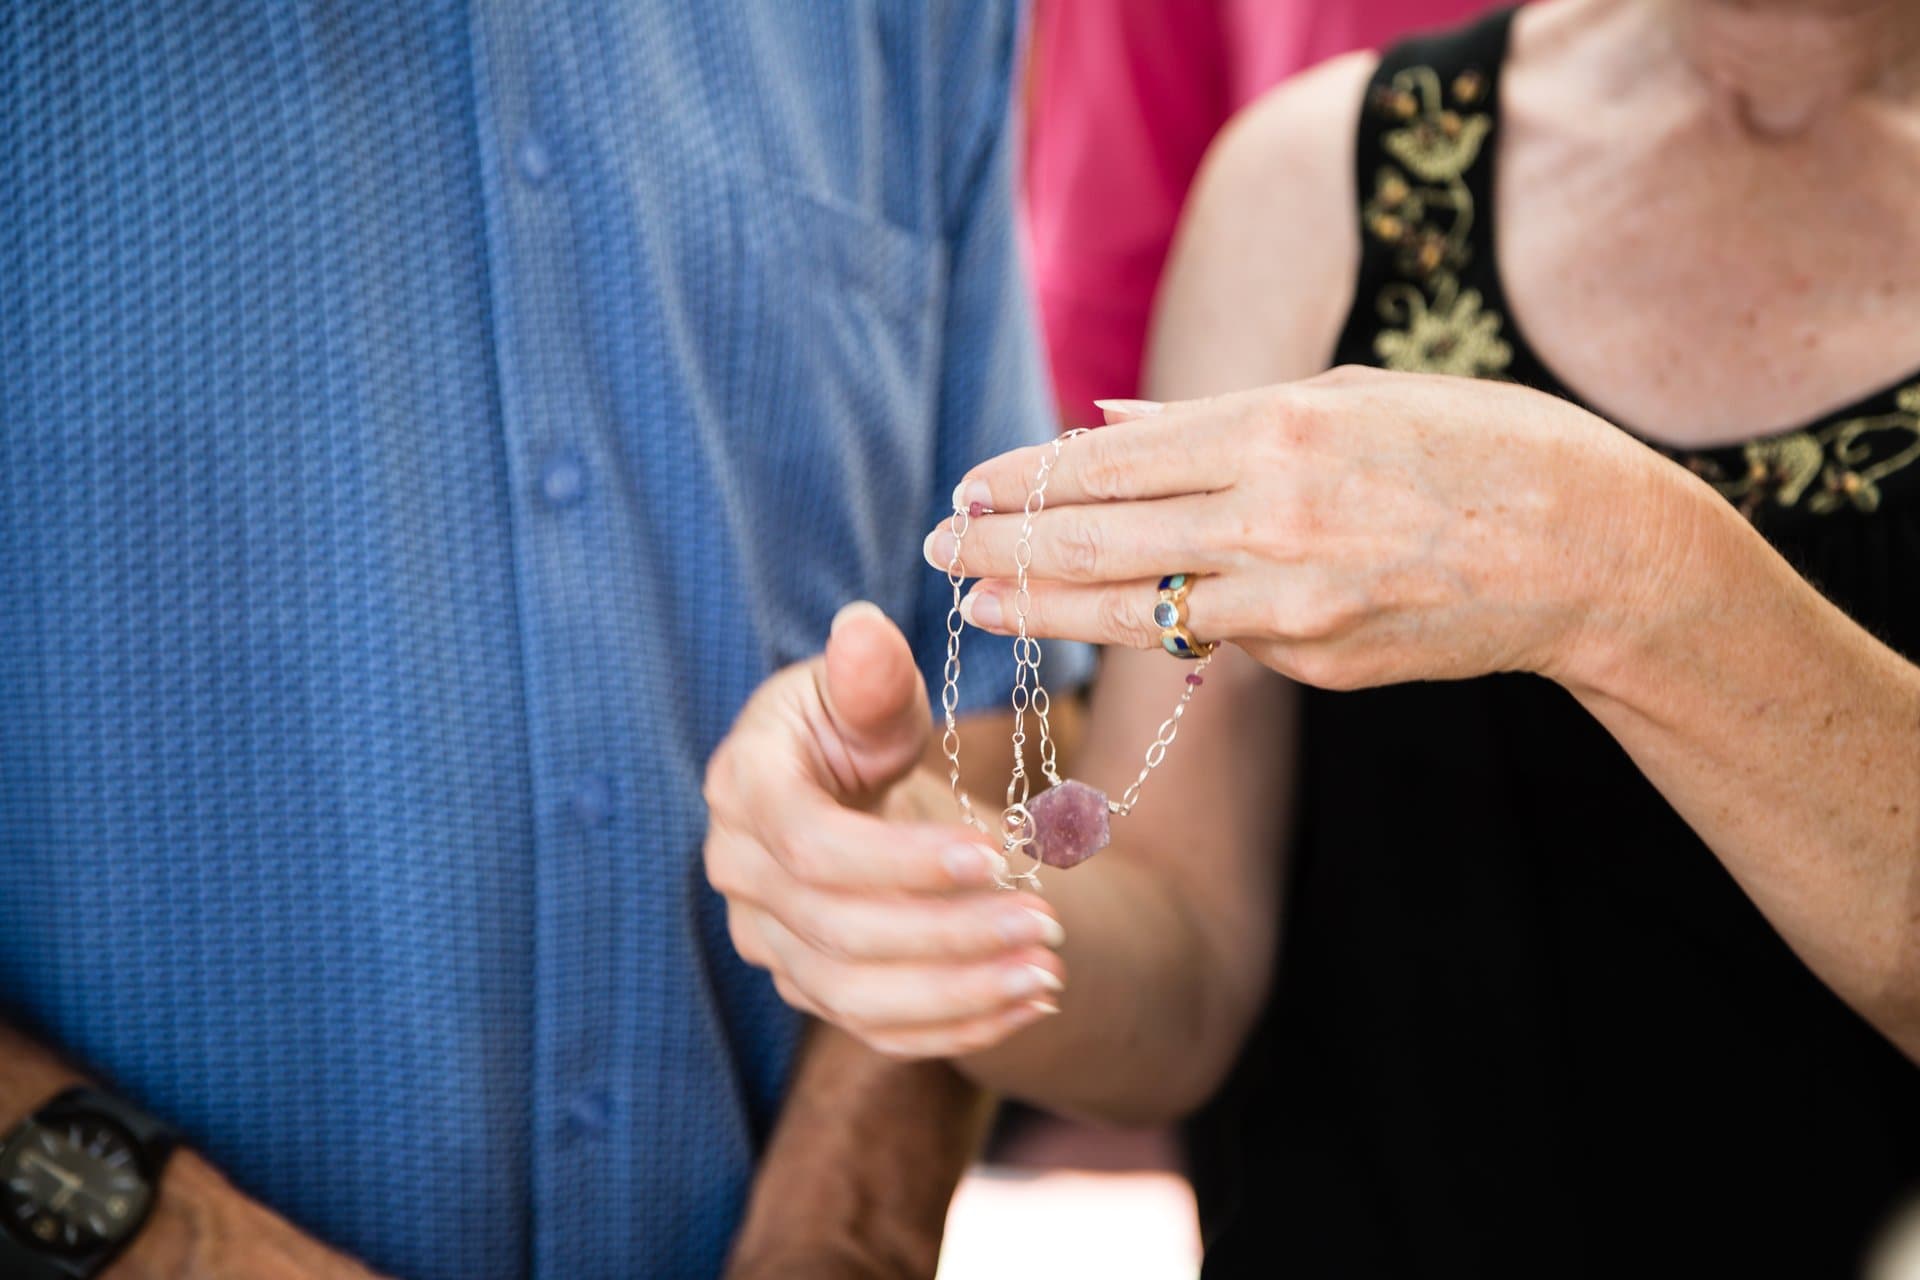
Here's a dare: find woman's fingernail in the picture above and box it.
[951,479,994,513]
[1004,963,1065,999]
[1092,398,1164,419]
[998,906,1066,949]
[946,844,1007,885]
[924,528,957,567]
[830,600,887,635]
[1027,998,1062,1017]
[959,589,1003,629]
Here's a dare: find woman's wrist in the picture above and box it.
[1544,441,1740,701]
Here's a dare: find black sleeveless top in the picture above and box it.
[1189,11,1920,1276]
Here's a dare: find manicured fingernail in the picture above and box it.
[830,600,887,635]
[1092,398,1164,418]
[1004,964,1064,998]
[946,844,1006,885]
[1026,999,1061,1017]
[1028,909,1066,949]
[923,528,957,567]
[998,906,1065,949]
[951,479,994,513]
[959,589,1003,629]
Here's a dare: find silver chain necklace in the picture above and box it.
[940,431,1214,889]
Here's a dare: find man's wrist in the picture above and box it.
[112,1150,380,1280]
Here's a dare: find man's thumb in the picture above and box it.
[813,601,930,803]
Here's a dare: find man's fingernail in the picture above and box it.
[924,528,957,567]
[946,844,1006,885]
[830,600,888,634]
[1004,963,1065,998]
[1092,398,1164,419]
[959,589,1003,629]
[951,479,994,513]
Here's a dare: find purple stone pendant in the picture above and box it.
[1027,779,1112,869]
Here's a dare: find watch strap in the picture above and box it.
[0,1230,73,1280]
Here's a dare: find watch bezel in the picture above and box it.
[0,1103,158,1267]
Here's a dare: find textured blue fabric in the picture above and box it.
[0,4,1081,1278]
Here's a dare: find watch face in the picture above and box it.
[0,1115,151,1257]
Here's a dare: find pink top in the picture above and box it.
[1022,0,1501,423]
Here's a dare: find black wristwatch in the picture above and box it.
[0,1087,177,1279]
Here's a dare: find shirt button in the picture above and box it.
[570,773,614,828]
[538,449,586,508]
[565,1091,611,1138]
[516,133,553,184]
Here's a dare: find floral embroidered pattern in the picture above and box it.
[1686,385,1920,517]
[1364,64,1513,380]
[1374,281,1511,377]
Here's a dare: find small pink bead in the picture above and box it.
[1185,674,1204,687]
[968,500,986,519]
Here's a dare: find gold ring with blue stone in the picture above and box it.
[1153,574,1215,659]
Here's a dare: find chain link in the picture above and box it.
[1112,649,1213,816]
[941,502,984,837]
[938,428,1208,882]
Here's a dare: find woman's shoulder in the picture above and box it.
[1146,52,1378,396]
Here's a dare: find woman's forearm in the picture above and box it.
[925,648,1294,1124]
[953,851,1266,1125]
[1565,464,1920,1057]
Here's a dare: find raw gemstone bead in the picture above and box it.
[1028,779,1111,869]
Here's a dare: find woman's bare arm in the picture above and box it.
[1566,478,1920,1060]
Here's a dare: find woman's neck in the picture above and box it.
[1666,0,1920,136]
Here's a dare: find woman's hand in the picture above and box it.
[927,366,1689,691]
[702,603,1065,1060]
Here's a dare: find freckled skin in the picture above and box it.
[1496,0,1920,445]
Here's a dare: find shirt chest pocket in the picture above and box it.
[709,173,951,661]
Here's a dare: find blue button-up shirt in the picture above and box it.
[0,5,1081,1277]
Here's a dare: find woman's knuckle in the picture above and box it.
[703,848,742,897]
[799,906,863,962]
[1051,516,1106,578]
[772,975,819,1017]
[1077,446,1131,501]
[699,742,734,813]
[1291,586,1360,642]
[779,828,833,882]
[1286,646,1358,691]
[726,910,767,967]
[1260,592,1299,640]
[1096,588,1150,647]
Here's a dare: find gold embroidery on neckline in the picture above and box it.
[1364,64,1513,381]
[1361,57,1914,518]
[1685,385,1920,517]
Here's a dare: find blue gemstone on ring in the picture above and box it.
[1158,574,1185,591]
[1152,601,1179,629]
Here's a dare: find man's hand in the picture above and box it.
[113,1151,385,1279]
[703,601,1065,1059]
